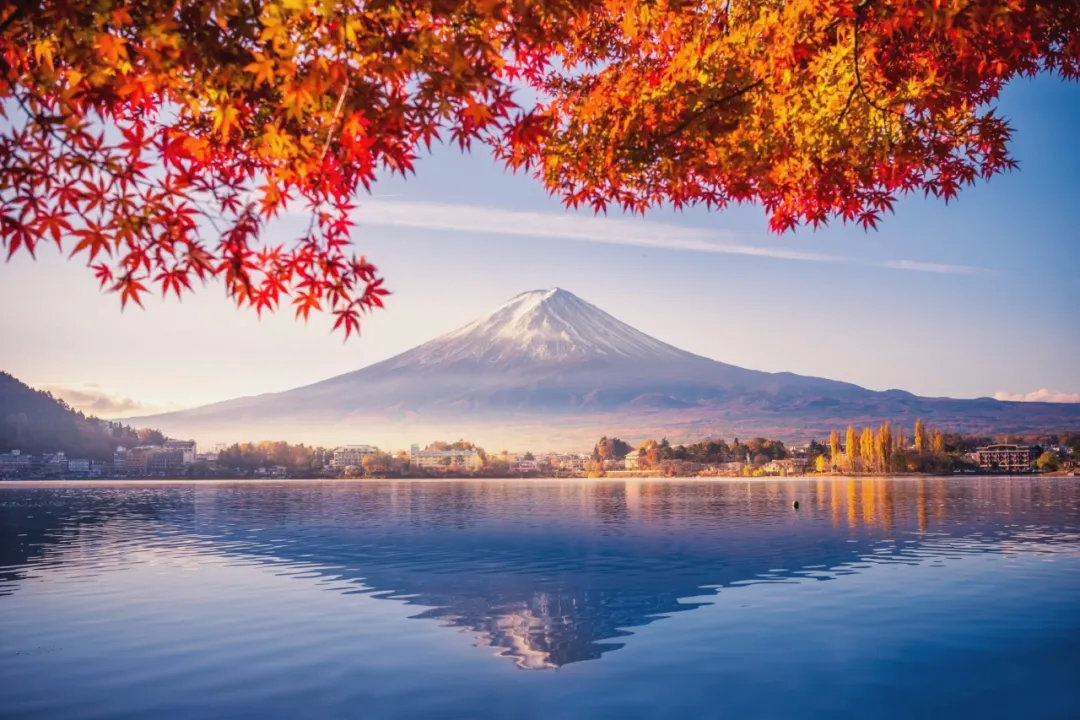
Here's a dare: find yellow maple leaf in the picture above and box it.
[212,103,239,138]
[245,53,276,88]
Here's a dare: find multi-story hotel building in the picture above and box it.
[973,444,1037,472]
[331,445,379,470]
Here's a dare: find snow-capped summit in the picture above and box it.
[125,287,1080,448]
[389,288,691,368]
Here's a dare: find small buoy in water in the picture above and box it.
[792,500,800,510]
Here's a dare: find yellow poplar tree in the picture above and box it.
[860,427,876,472]
[846,425,858,471]
[914,419,928,454]
[876,421,893,472]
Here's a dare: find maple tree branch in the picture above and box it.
[848,7,912,153]
[318,77,351,171]
[10,90,230,240]
[836,80,860,127]
[851,12,887,116]
[850,7,919,129]
[655,78,763,143]
[0,1,28,35]
[305,76,351,238]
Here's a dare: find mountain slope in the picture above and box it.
[126,288,1080,447]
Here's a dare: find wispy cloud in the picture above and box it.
[994,389,1080,403]
[352,200,986,276]
[41,384,182,418]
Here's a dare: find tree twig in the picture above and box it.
[305,76,351,238]
[656,78,763,143]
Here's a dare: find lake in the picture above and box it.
[1,477,1078,719]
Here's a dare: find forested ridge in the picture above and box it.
[0,372,159,459]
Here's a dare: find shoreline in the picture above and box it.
[1,472,1076,486]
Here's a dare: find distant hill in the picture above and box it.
[125,288,1080,449]
[0,372,159,459]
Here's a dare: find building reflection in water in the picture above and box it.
[1,477,1077,670]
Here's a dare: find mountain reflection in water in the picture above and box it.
[1,477,1078,670]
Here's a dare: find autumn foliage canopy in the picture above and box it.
[2,0,1078,335]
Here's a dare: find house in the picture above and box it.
[0,450,32,477]
[43,452,67,475]
[762,459,810,476]
[553,454,587,471]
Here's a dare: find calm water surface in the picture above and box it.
[1,477,1078,719]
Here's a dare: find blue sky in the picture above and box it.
[1,74,1077,416]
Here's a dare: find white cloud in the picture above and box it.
[42,384,183,418]
[993,389,1080,403]
[350,199,987,275]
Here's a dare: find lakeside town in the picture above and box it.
[2,426,1077,480]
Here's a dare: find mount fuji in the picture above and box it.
[129,288,1080,447]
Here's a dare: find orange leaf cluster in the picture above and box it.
[1,1,1077,334]
[529,0,1080,230]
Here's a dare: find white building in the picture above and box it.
[332,445,378,470]
[163,439,197,465]
[112,446,127,471]
[549,454,587,471]
[410,444,483,472]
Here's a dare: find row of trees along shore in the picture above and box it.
[592,435,787,475]
[111,431,1079,479]
[210,441,550,478]
[597,424,1080,477]
[824,420,950,474]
